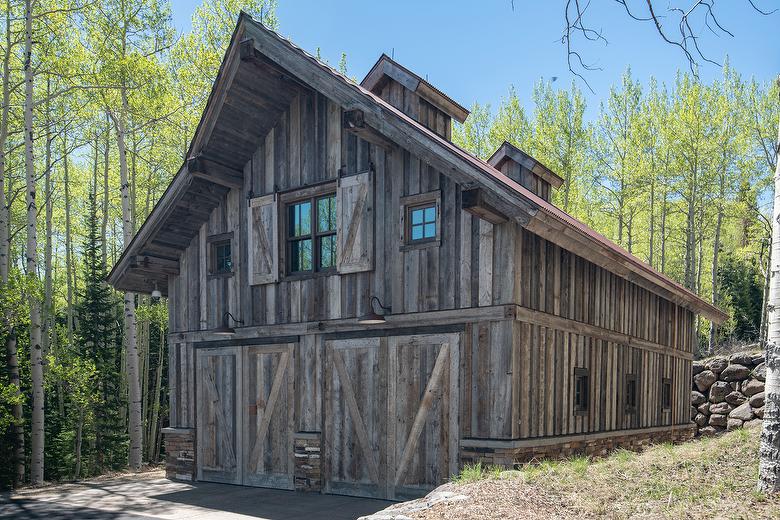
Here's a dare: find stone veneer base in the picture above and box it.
[162,427,196,481]
[293,432,321,492]
[460,424,697,467]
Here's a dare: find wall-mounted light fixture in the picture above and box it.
[214,312,244,336]
[358,296,392,325]
[151,281,162,300]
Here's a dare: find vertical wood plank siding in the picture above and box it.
[166,83,696,443]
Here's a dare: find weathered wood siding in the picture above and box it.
[166,88,696,448]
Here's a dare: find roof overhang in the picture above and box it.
[108,13,726,324]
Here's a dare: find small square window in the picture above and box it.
[574,368,589,415]
[625,374,637,414]
[409,204,437,241]
[662,378,672,410]
[210,239,233,275]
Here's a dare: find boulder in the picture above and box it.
[742,379,764,397]
[751,353,765,366]
[755,407,765,419]
[724,391,747,407]
[705,357,728,374]
[709,402,733,415]
[690,406,698,420]
[720,364,751,382]
[727,418,743,431]
[753,363,766,382]
[746,418,763,429]
[694,370,717,392]
[699,426,720,436]
[694,413,708,427]
[729,402,754,422]
[709,414,727,427]
[697,403,711,414]
[692,361,706,376]
[729,352,756,366]
[708,381,731,403]
[691,391,707,406]
[749,392,765,409]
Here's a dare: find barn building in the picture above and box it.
[107,13,726,500]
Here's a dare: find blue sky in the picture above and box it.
[171,1,779,117]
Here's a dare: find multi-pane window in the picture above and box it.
[574,368,589,414]
[409,204,437,242]
[625,374,637,415]
[662,378,672,410]
[209,238,232,275]
[287,193,336,274]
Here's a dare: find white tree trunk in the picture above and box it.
[112,89,143,470]
[24,0,44,486]
[759,76,780,493]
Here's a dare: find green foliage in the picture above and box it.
[453,462,504,483]
[716,253,764,342]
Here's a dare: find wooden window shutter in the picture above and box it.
[248,193,279,285]
[336,171,373,274]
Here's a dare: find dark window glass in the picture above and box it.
[409,204,437,242]
[662,378,672,410]
[289,200,312,237]
[625,375,637,414]
[212,240,232,274]
[317,195,336,233]
[320,234,336,269]
[287,193,336,274]
[574,368,589,414]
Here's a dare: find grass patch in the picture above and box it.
[452,462,503,484]
[424,424,779,519]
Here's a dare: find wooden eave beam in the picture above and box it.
[187,155,244,190]
[343,109,397,151]
[131,255,180,276]
[461,188,508,224]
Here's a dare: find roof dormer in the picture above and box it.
[488,141,564,202]
[361,54,469,141]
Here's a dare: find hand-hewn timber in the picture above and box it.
[108,13,724,501]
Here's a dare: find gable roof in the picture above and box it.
[360,54,470,123]
[488,141,565,189]
[107,12,726,323]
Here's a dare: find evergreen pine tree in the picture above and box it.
[75,187,125,472]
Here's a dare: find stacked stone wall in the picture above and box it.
[691,351,765,435]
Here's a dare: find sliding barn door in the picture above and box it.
[389,334,459,500]
[323,333,460,500]
[242,344,295,489]
[196,347,242,484]
[323,338,385,498]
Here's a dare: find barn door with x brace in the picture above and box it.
[323,333,460,500]
[196,347,242,485]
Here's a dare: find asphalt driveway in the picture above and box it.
[0,470,391,520]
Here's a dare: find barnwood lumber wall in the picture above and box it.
[166,87,695,444]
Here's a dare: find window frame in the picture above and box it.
[280,182,337,279]
[661,378,672,411]
[400,190,441,251]
[207,232,234,279]
[573,367,589,416]
[625,374,638,415]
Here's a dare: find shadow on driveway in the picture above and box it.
[0,472,391,520]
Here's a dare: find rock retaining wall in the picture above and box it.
[691,351,765,435]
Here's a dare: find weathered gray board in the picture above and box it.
[196,344,295,489]
[323,333,460,500]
